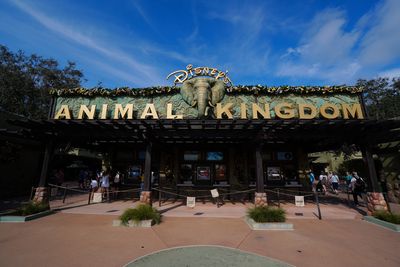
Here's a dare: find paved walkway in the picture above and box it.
[1,211,399,267]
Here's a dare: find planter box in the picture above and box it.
[245,217,293,230]
[112,219,153,227]
[0,210,54,223]
[364,216,400,232]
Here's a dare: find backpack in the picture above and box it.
[355,177,366,191]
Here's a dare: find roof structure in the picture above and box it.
[6,118,400,152]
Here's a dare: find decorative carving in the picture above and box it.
[180,77,226,118]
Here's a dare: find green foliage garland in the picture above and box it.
[49,85,363,97]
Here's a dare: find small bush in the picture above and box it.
[18,201,49,216]
[247,206,286,223]
[120,204,161,225]
[373,211,400,225]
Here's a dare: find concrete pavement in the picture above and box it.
[1,211,399,267]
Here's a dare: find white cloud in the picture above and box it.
[359,0,400,66]
[277,0,400,84]
[276,8,360,83]
[11,0,161,86]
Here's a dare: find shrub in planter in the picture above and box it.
[247,206,286,223]
[372,211,400,225]
[120,204,161,225]
[17,201,50,216]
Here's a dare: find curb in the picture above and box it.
[245,217,294,230]
[0,210,54,222]
[363,216,400,232]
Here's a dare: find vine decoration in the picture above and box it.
[49,85,363,98]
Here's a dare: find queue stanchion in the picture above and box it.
[158,188,162,207]
[88,189,92,205]
[62,184,68,203]
[314,191,322,220]
[277,188,281,208]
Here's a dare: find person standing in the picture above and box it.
[345,171,353,187]
[113,171,120,199]
[90,176,98,201]
[319,171,327,194]
[100,170,110,202]
[308,169,315,186]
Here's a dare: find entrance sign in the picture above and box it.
[51,66,365,120]
[295,196,305,207]
[53,102,365,120]
[186,197,196,208]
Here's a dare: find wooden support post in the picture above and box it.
[140,142,153,205]
[143,142,152,191]
[39,141,53,187]
[255,145,264,193]
[361,145,380,192]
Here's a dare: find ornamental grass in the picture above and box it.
[247,206,286,223]
[18,201,49,216]
[372,210,400,225]
[120,204,161,225]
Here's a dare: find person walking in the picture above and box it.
[350,172,365,206]
[331,172,340,194]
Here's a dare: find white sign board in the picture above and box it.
[295,196,305,207]
[210,189,219,198]
[186,197,196,208]
[92,192,102,203]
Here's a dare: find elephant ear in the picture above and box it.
[209,79,226,106]
[181,80,196,106]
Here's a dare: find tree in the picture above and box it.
[0,45,84,119]
[357,77,400,119]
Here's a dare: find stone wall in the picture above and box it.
[366,192,388,215]
[254,192,267,207]
[140,191,152,205]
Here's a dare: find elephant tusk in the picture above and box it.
[208,101,215,107]
[191,100,197,107]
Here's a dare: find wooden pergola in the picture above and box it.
[5,117,400,195]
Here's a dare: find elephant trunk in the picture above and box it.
[197,86,210,117]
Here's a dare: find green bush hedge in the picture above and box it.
[120,204,161,225]
[18,201,49,216]
[247,206,286,223]
[373,211,400,225]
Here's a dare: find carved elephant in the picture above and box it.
[181,77,226,118]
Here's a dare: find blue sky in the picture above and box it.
[1,0,400,88]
